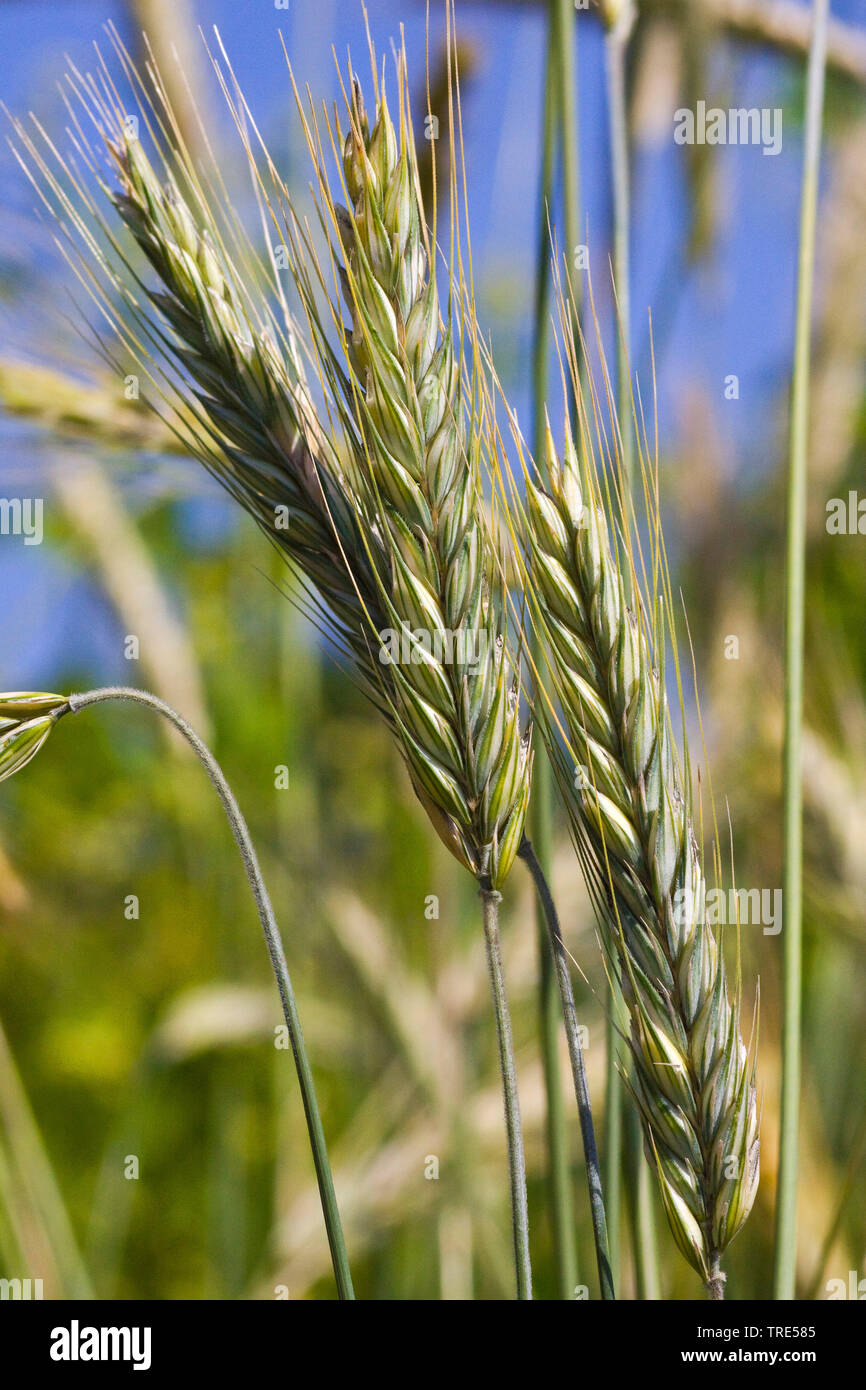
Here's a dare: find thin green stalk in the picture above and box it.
[602,10,628,1297]
[625,1104,660,1300]
[605,11,635,491]
[63,686,355,1301]
[555,0,618,1297]
[775,0,829,1303]
[518,839,615,1300]
[552,0,581,342]
[604,4,661,1298]
[603,1006,623,1292]
[480,884,532,1300]
[532,0,579,1302]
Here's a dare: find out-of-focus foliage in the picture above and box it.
[0,0,865,1302]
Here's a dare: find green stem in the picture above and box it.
[707,1249,725,1301]
[775,0,829,1303]
[603,1010,623,1292]
[625,1103,660,1300]
[519,838,615,1300]
[532,0,579,1303]
[62,686,355,1301]
[480,883,532,1300]
[552,0,582,352]
[605,16,634,492]
[604,15,638,1293]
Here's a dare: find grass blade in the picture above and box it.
[774,0,831,1302]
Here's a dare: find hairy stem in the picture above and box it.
[479,883,532,1300]
[706,1250,726,1301]
[519,838,615,1300]
[63,686,354,1301]
[775,0,829,1303]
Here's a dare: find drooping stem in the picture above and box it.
[775,0,829,1303]
[479,882,532,1300]
[519,837,615,1300]
[62,686,354,1301]
[531,0,579,1302]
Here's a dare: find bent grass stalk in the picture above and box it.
[0,687,354,1299]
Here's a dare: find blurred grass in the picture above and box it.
[0,486,611,1298]
[0,0,865,1301]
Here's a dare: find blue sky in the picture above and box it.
[0,0,859,685]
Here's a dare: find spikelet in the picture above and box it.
[8,52,393,701]
[286,64,532,887]
[107,130,390,690]
[0,694,67,783]
[520,412,759,1289]
[10,33,530,887]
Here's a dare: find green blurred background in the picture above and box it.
[0,0,865,1299]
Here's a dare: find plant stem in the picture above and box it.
[552,0,582,354]
[775,0,829,1303]
[557,2,619,1291]
[605,13,634,493]
[531,0,579,1302]
[602,24,628,1283]
[605,8,657,1296]
[603,1010,622,1293]
[62,686,355,1301]
[625,1104,661,1300]
[707,1249,725,1301]
[479,882,532,1300]
[519,838,615,1300]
